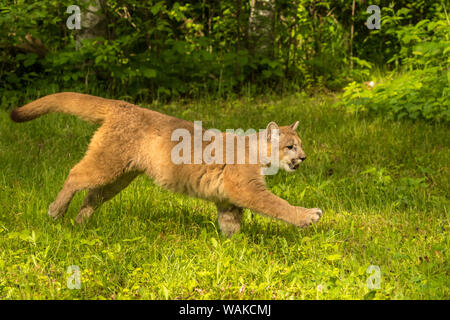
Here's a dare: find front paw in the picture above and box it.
[48,202,65,220]
[293,207,323,227]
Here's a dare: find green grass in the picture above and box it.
[0,93,448,299]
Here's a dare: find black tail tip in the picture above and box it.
[10,109,25,122]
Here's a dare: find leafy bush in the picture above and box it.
[0,0,413,103]
[339,6,449,123]
[0,0,447,108]
[341,69,448,122]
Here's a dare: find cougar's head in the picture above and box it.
[265,121,306,172]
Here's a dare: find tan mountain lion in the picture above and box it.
[10,93,323,237]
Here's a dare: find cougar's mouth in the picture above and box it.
[289,163,300,170]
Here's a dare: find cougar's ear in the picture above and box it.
[266,121,279,141]
[290,121,299,131]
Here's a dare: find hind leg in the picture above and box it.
[216,203,243,238]
[75,171,139,223]
[48,153,131,219]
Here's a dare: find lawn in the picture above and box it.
[0,93,448,299]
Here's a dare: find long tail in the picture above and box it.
[10,92,123,124]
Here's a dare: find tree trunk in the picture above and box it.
[350,0,356,69]
[249,0,275,58]
[76,0,107,48]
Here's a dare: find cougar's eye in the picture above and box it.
[286,145,294,150]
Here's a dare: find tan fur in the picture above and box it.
[11,92,323,236]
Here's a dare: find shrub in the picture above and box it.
[339,7,449,123]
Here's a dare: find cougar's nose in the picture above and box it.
[300,156,306,162]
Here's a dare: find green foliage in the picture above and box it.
[340,5,449,123]
[2,0,444,103]
[341,68,449,122]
